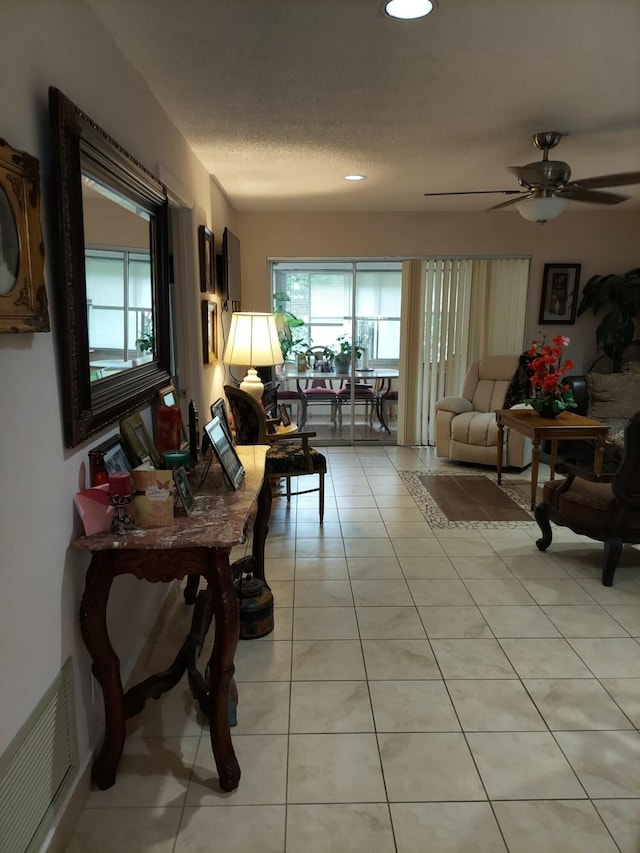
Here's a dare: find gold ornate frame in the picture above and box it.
[0,138,49,332]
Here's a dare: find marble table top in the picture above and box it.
[73,445,268,552]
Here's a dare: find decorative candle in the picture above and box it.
[108,471,132,496]
[162,450,190,470]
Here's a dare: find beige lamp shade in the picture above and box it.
[222,312,284,400]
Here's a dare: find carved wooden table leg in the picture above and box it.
[80,552,125,790]
[183,574,200,604]
[496,420,505,485]
[205,548,240,791]
[530,437,541,510]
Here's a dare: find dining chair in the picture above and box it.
[336,381,375,426]
[376,386,398,433]
[299,347,339,427]
[224,385,326,522]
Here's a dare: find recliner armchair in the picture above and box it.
[435,354,531,468]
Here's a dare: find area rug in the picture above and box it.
[400,469,537,530]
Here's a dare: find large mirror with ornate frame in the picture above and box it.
[49,87,171,448]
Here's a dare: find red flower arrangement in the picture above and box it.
[524,334,577,416]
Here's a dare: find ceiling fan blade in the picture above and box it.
[570,171,640,190]
[487,193,533,211]
[558,187,629,204]
[423,190,521,197]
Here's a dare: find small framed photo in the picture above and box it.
[204,416,245,490]
[158,384,187,442]
[210,398,234,445]
[539,263,581,325]
[158,384,178,408]
[120,411,161,468]
[201,300,217,364]
[173,465,195,515]
[94,434,133,474]
[198,225,215,293]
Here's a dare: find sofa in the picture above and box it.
[546,371,640,473]
[435,354,532,469]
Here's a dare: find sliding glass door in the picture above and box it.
[271,260,402,445]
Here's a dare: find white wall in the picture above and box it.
[236,209,640,372]
[0,0,232,783]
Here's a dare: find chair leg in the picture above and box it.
[378,398,391,433]
[602,537,623,587]
[286,476,292,503]
[534,503,553,551]
[319,471,325,524]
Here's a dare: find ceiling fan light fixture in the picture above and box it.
[384,0,434,20]
[344,174,366,181]
[517,194,569,224]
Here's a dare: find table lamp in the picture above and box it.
[223,311,283,401]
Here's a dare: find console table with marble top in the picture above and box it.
[73,445,271,793]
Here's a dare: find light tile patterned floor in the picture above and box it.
[67,447,640,853]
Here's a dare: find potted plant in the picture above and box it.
[135,311,154,360]
[523,335,577,417]
[333,334,363,374]
[577,267,640,372]
[274,306,307,362]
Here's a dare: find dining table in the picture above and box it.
[279,367,398,428]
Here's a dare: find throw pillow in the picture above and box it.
[587,372,640,421]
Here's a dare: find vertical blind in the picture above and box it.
[412,257,530,445]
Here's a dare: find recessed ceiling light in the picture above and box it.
[385,0,434,20]
[344,175,366,182]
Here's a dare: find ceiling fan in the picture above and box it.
[424,131,640,222]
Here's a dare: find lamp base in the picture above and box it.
[239,368,264,401]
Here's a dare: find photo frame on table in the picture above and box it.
[94,434,133,474]
[0,138,50,333]
[539,263,581,325]
[157,384,187,442]
[202,397,233,455]
[204,415,245,490]
[210,398,234,445]
[198,225,215,293]
[173,466,195,515]
[201,300,217,364]
[120,412,161,468]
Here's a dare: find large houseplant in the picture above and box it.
[577,267,640,372]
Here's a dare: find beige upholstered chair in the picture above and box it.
[435,354,532,468]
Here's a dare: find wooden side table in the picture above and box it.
[73,446,270,793]
[496,409,609,510]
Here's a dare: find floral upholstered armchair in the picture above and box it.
[224,385,326,522]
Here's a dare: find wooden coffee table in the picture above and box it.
[496,409,609,510]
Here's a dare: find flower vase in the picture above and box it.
[334,355,350,375]
[538,402,560,419]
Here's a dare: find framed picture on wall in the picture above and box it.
[539,263,581,325]
[201,300,217,364]
[0,138,50,332]
[198,225,215,293]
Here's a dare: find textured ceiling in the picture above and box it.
[88,0,640,212]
